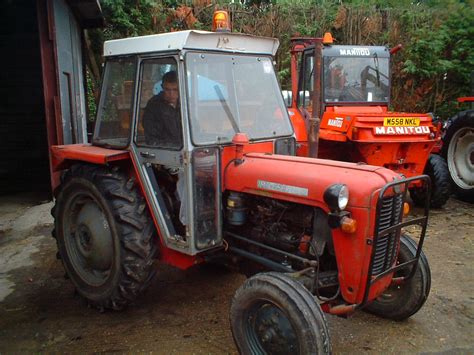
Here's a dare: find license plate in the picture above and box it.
[384,117,420,126]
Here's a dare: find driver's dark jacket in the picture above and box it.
[143,92,182,148]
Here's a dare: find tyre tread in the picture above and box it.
[440,110,474,202]
[410,154,451,208]
[231,272,332,354]
[52,163,157,311]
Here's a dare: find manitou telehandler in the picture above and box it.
[287,34,451,208]
[50,25,431,353]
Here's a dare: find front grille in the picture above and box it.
[372,194,404,275]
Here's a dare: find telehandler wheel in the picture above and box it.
[52,164,157,310]
[410,154,451,208]
[230,272,331,355]
[364,234,431,321]
[441,110,474,203]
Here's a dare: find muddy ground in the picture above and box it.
[0,193,472,354]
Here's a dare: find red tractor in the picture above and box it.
[287,35,451,208]
[50,29,431,353]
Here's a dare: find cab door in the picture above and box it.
[297,49,315,117]
[131,56,222,255]
[131,56,191,252]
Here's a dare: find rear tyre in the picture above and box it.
[230,272,331,354]
[441,110,474,202]
[410,154,451,208]
[364,235,431,321]
[53,164,157,310]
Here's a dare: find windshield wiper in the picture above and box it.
[214,85,240,134]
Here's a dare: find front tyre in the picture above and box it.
[53,164,157,310]
[410,154,451,208]
[364,235,431,321]
[230,272,331,355]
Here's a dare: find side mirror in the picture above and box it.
[281,90,293,108]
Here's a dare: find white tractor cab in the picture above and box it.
[93,30,295,255]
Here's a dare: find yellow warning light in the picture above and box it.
[323,32,334,45]
[212,10,231,32]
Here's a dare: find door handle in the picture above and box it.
[140,151,155,158]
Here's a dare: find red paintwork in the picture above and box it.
[330,205,392,304]
[51,34,415,305]
[288,108,308,141]
[220,140,399,303]
[457,96,474,103]
[232,132,250,145]
[50,144,129,175]
[128,153,198,270]
[222,150,398,304]
[50,143,198,270]
[320,108,437,185]
[232,133,250,162]
[289,38,440,187]
[51,137,400,304]
[321,106,436,142]
[220,141,274,185]
[224,153,392,207]
[290,37,320,108]
[37,0,62,190]
[288,108,309,156]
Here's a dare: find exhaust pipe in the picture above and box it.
[308,117,320,158]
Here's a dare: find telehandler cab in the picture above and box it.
[287,35,451,208]
[50,29,431,353]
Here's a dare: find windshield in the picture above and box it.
[186,53,293,145]
[323,56,389,103]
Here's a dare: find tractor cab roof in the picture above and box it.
[104,30,280,57]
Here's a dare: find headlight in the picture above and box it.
[323,184,349,211]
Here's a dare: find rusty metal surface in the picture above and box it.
[37,0,61,190]
[311,40,323,119]
[37,0,104,191]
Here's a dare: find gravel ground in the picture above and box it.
[0,193,472,354]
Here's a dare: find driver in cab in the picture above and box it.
[142,70,187,229]
[143,70,182,148]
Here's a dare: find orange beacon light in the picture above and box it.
[212,10,231,32]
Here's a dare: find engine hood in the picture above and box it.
[224,153,401,209]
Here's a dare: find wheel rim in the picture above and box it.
[63,190,114,287]
[245,301,299,355]
[447,126,474,190]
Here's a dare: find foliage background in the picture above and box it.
[86,0,474,120]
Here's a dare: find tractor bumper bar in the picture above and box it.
[359,174,431,308]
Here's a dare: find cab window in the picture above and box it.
[93,57,136,148]
[135,58,182,150]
